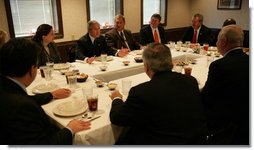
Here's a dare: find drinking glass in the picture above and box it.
[122,79,132,95]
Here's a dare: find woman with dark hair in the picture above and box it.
[32,24,61,66]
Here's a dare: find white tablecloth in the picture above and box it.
[26,47,221,145]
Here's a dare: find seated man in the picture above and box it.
[182,13,211,45]
[109,43,207,145]
[140,13,167,45]
[0,38,91,144]
[76,20,117,64]
[105,14,140,57]
[201,25,249,145]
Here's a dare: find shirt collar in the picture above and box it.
[224,47,243,57]
[89,34,96,44]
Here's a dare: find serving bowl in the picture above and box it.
[134,57,143,63]
[122,61,130,66]
[107,83,117,90]
[77,73,88,82]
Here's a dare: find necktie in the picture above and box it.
[120,31,124,39]
[120,31,130,49]
[192,30,197,43]
[154,29,159,43]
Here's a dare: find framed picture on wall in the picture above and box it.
[217,0,242,10]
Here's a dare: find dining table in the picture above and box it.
[26,44,221,144]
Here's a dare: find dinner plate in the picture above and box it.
[53,100,88,117]
[53,63,71,70]
[95,56,113,62]
[31,83,58,94]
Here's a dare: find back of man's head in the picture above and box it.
[219,25,244,47]
[142,43,173,73]
[0,38,39,77]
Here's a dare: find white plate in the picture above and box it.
[95,56,113,62]
[53,100,88,117]
[53,63,71,70]
[32,83,58,94]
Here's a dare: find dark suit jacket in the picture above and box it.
[182,25,211,45]
[110,71,207,144]
[76,33,116,60]
[33,41,62,67]
[105,28,140,51]
[0,76,73,144]
[201,49,249,144]
[139,25,167,45]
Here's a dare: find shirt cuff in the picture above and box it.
[113,96,122,101]
[115,50,120,56]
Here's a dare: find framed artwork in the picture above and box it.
[217,0,242,10]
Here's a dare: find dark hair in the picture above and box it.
[151,13,161,21]
[0,38,39,77]
[223,18,236,27]
[32,24,53,42]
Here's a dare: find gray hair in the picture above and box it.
[142,43,173,73]
[115,14,125,23]
[87,20,100,31]
[219,25,244,46]
[193,13,203,24]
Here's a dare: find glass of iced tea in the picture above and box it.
[87,94,98,112]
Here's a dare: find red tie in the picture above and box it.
[154,29,159,43]
[192,30,197,43]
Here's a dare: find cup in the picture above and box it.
[174,65,183,73]
[203,43,209,51]
[65,71,74,84]
[39,66,47,78]
[122,79,132,95]
[42,67,52,81]
[46,61,54,68]
[82,84,93,100]
[184,65,192,76]
[87,94,98,111]
[67,75,77,88]
[176,41,182,48]
[101,54,107,65]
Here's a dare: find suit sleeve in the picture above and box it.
[110,86,150,126]
[75,39,86,60]
[31,92,53,106]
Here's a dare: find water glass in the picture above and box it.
[122,79,132,95]
[101,54,107,65]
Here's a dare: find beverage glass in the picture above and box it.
[46,61,54,68]
[174,65,183,73]
[67,75,77,88]
[203,43,209,51]
[101,54,107,65]
[82,84,93,100]
[39,66,47,78]
[184,65,192,76]
[43,67,53,81]
[122,79,132,95]
[87,94,98,111]
[176,41,182,48]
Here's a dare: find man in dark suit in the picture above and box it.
[182,13,211,45]
[76,20,118,64]
[109,43,207,145]
[0,38,91,144]
[105,14,140,57]
[139,13,167,45]
[201,25,249,145]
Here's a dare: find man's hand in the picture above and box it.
[117,48,129,57]
[109,90,123,100]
